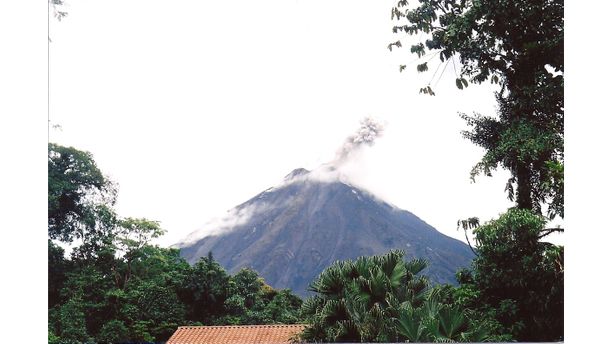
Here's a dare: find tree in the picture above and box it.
[127,246,191,289]
[55,295,91,343]
[96,319,129,344]
[58,265,117,337]
[263,289,303,324]
[300,250,503,342]
[125,281,187,341]
[390,4,564,338]
[390,0,563,219]
[231,268,264,309]
[394,286,510,342]
[48,143,118,243]
[48,240,70,308]
[113,218,166,288]
[458,208,563,341]
[218,268,304,325]
[180,252,231,323]
[48,143,304,343]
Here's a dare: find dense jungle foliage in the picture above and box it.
[48,143,303,344]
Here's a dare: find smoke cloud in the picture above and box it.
[178,117,387,245]
[176,202,272,246]
[333,117,385,166]
[280,117,386,186]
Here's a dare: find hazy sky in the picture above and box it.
[49,0,561,247]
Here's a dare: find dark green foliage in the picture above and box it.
[218,268,265,324]
[231,268,262,309]
[97,320,129,344]
[461,90,564,220]
[450,209,563,341]
[300,250,504,342]
[391,3,564,340]
[391,0,563,89]
[391,0,564,219]
[460,208,563,341]
[50,235,303,344]
[48,143,303,344]
[59,266,117,337]
[180,253,231,322]
[49,240,70,308]
[126,281,186,340]
[225,269,303,325]
[49,245,304,343]
[263,289,304,324]
[48,143,118,243]
[55,295,91,343]
[48,329,61,344]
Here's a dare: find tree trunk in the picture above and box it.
[516,162,533,211]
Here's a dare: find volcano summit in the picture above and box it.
[176,168,474,296]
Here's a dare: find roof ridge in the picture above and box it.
[177,324,306,329]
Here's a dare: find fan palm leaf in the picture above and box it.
[405,257,428,275]
[396,306,425,342]
[438,305,469,339]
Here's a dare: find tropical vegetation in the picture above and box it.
[300,250,511,342]
[299,0,564,342]
[48,143,303,344]
[390,0,564,220]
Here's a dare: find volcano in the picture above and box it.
[176,168,475,296]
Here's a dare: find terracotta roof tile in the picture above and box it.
[166,324,306,344]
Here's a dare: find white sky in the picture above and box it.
[48,0,563,247]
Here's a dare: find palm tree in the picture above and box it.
[299,250,497,342]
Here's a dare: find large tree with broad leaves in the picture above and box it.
[390,0,563,220]
[389,1,564,341]
[48,143,118,244]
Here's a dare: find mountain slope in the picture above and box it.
[177,168,474,296]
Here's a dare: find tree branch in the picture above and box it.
[463,227,478,256]
[538,227,564,239]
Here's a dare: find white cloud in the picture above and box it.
[175,201,273,246]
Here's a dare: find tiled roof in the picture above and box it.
[166,324,306,344]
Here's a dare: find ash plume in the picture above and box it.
[333,117,385,166]
[282,117,386,185]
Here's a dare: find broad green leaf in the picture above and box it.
[456,78,464,89]
[417,62,428,72]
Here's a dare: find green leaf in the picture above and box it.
[388,40,402,52]
[397,308,425,342]
[410,43,425,57]
[455,78,464,90]
[389,260,407,289]
[438,306,468,339]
